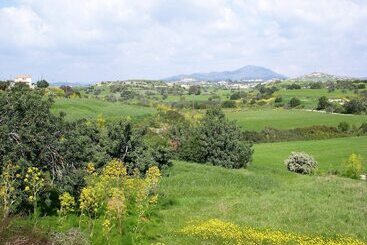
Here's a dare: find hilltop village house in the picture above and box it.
[11,75,33,88]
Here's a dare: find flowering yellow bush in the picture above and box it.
[0,163,21,218]
[24,166,45,216]
[102,159,127,179]
[58,192,75,216]
[181,219,366,245]
[342,153,363,179]
[86,162,96,175]
[78,161,162,240]
[79,186,100,217]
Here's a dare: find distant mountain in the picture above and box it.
[164,65,286,82]
[50,81,91,87]
[288,72,355,82]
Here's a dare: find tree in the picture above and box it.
[177,107,253,168]
[36,80,49,88]
[343,99,365,114]
[221,100,236,108]
[316,96,330,110]
[188,85,201,95]
[289,97,301,108]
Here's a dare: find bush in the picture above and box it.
[342,153,363,179]
[221,100,237,108]
[338,122,350,132]
[284,152,317,174]
[288,97,301,108]
[174,107,253,169]
[286,84,301,90]
[316,96,330,110]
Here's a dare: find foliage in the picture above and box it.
[188,85,201,95]
[337,121,350,132]
[174,107,253,168]
[341,153,363,179]
[316,96,331,110]
[242,125,363,143]
[24,167,46,217]
[0,163,22,218]
[36,80,49,88]
[284,152,317,174]
[288,97,301,108]
[77,160,162,241]
[181,219,366,245]
[58,192,76,216]
[221,100,237,108]
[286,83,302,90]
[343,99,366,114]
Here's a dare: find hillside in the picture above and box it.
[288,72,355,82]
[164,65,286,82]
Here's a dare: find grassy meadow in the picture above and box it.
[274,88,358,109]
[52,98,156,121]
[157,136,367,244]
[226,108,367,131]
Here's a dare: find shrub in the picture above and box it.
[284,152,317,174]
[175,107,253,169]
[338,122,350,132]
[342,153,363,179]
[221,100,236,108]
[316,96,331,110]
[288,97,301,108]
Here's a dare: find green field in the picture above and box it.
[226,108,367,131]
[157,136,367,244]
[274,88,358,108]
[51,98,156,121]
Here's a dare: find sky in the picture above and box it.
[0,0,367,83]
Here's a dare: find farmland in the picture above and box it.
[52,98,156,121]
[226,108,367,131]
[157,136,367,244]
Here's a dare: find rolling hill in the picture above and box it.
[164,65,286,82]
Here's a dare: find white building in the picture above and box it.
[13,75,33,88]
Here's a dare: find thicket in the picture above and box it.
[243,124,366,143]
[170,107,253,168]
[0,85,172,217]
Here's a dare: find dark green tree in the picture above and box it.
[289,97,301,108]
[177,107,253,168]
[36,80,49,88]
[316,96,330,110]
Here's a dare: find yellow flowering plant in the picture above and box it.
[58,192,76,217]
[0,163,21,218]
[23,166,45,218]
[181,219,366,245]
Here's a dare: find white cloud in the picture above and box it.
[0,0,366,82]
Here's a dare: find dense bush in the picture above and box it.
[242,125,362,143]
[284,152,317,174]
[337,122,350,132]
[316,96,331,110]
[343,99,366,114]
[36,80,49,88]
[0,86,172,216]
[286,84,301,90]
[173,107,253,168]
[288,97,301,108]
[221,100,237,108]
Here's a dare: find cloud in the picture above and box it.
[0,0,366,82]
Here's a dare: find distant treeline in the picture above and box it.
[243,123,367,143]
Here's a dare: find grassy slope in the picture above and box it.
[274,88,358,109]
[157,136,367,244]
[226,108,367,131]
[51,98,156,121]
